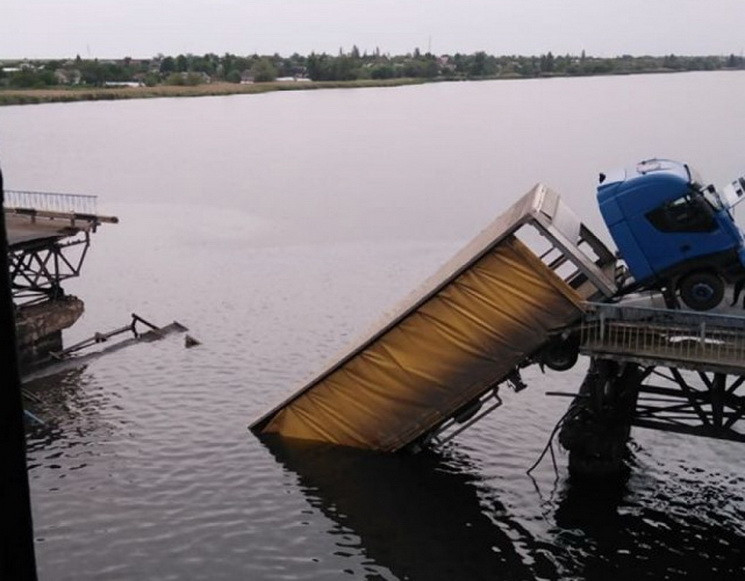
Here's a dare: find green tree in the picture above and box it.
[422,53,440,78]
[43,60,63,72]
[143,72,160,87]
[183,72,204,85]
[79,59,107,85]
[663,54,681,70]
[221,52,236,79]
[160,56,175,73]
[251,58,277,82]
[9,69,55,88]
[540,51,555,73]
[175,54,188,72]
[306,52,324,80]
[165,72,185,85]
[470,51,487,76]
[370,63,394,79]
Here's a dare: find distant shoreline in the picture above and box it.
[0,69,740,106]
[0,78,427,106]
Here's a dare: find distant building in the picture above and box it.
[437,56,455,74]
[104,81,143,88]
[54,69,81,85]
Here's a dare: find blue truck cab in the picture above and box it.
[597,159,745,310]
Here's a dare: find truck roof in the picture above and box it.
[599,158,691,192]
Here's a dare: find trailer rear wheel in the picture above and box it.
[539,335,580,371]
[678,271,724,311]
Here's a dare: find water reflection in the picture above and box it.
[23,366,110,457]
[262,435,745,579]
[551,462,745,578]
[261,436,535,580]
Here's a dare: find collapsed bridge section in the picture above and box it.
[251,185,619,452]
[3,189,118,370]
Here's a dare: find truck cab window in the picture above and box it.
[645,193,717,233]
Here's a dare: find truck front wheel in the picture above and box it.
[678,271,724,311]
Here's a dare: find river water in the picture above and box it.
[3,71,745,579]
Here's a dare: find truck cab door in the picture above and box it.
[638,192,727,273]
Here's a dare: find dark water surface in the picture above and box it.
[3,72,745,579]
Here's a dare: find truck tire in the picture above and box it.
[540,335,580,371]
[678,271,724,311]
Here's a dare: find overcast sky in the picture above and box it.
[3,0,745,59]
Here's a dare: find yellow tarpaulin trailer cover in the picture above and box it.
[252,199,590,451]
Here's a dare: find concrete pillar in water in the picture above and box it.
[559,358,643,478]
[14,296,84,371]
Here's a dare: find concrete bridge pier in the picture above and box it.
[14,296,84,372]
[559,359,643,478]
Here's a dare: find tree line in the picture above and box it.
[1,49,743,89]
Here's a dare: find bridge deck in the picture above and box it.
[4,191,118,304]
[5,209,118,249]
[4,189,118,249]
[6,212,91,248]
[579,303,745,375]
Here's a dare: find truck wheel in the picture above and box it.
[678,271,724,311]
[540,335,580,371]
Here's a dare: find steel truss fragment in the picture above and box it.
[558,356,745,477]
[634,366,745,442]
[8,232,91,304]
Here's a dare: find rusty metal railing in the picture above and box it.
[3,190,98,215]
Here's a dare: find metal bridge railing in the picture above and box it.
[584,302,745,330]
[579,302,745,371]
[3,190,98,215]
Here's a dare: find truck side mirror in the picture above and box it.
[720,176,745,210]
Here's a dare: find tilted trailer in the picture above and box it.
[250,184,618,452]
